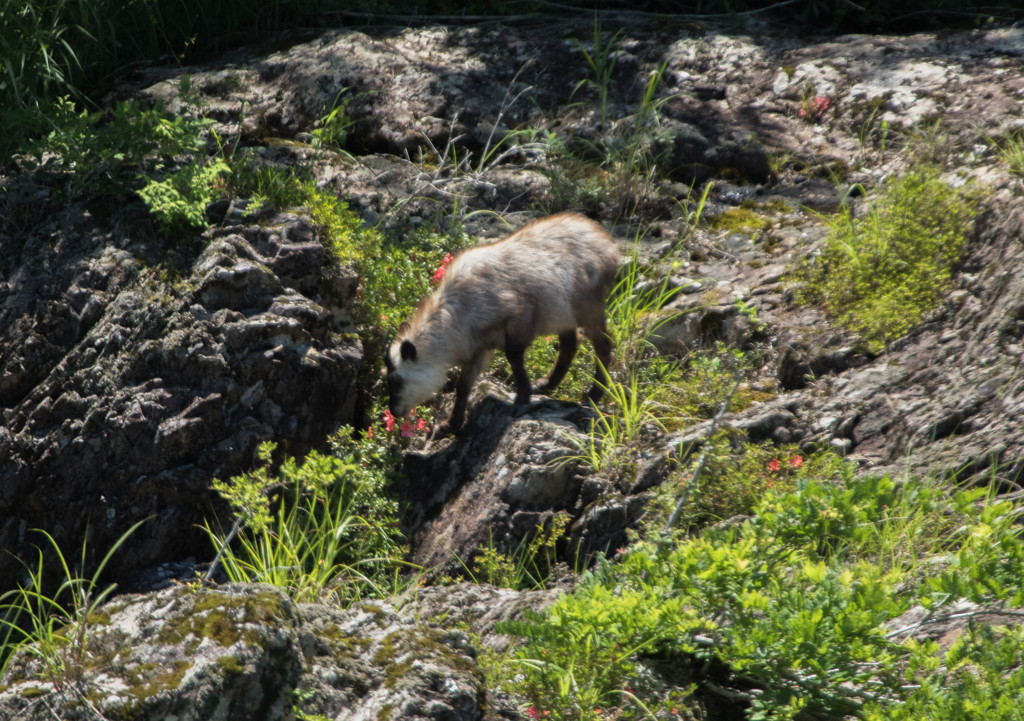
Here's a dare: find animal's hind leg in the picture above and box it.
[533,330,579,395]
[504,326,534,409]
[583,317,613,404]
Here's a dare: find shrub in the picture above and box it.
[20,96,211,194]
[498,471,1024,720]
[139,158,229,234]
[795,167,979,352]
[661,437,845,531]
[356,222,473,338]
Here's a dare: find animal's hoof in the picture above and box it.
[512,404,530,418]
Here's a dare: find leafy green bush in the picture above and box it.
[356,222,473,337]
[661,436,844,530]
[205,433,407,604]
[497,471,1024,720]
[139,158,229,233]
[795,167,979,352]
[14,92,234,236]
[21,95,212,193]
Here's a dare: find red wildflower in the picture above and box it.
[789,455,804,469]
[768,458,781,472]
[799,96,830,121]
[431,253,453,284]
[367,426,373,440]
[356,286,362,299]
[400,418,415,438]
[416,417,428,431]
[527,707,541,719]
[383,409,396,432]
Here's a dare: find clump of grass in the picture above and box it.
[990,131,1024,178]
[204,433,408,605]
[795,166,980,352]
[546,27,676,222]
[0,521,146,686]
[561,367,667,475]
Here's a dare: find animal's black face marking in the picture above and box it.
[400,339,417,362]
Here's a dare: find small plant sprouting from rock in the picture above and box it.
[138,156,230,234]
[570,17,624,127]
[311,88,355,154]
[468,513,570,591]
[0,520,147,689]
[989,130,1024,178]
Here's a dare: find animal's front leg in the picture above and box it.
[432,350,490,438]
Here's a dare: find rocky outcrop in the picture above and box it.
[402,390,601,576]
[0,192,361,592]
[0,583,486,721]
[139,27,578,158]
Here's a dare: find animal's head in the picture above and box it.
[383,324,445,417]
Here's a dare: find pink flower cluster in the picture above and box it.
[431,253,453,284]
[382,409,428,437]
[768,455,804,472]
[799,96,830,121]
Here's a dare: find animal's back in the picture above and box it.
[441,213,619,334]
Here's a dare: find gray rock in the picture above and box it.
[0,584,487,721]
[0,195,362,597]
[401,391,646,577]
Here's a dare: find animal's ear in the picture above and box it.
[383,350,395,373]
[400,339,417,362]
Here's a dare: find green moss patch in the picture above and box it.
[156,589,292,649]
[125,660,191,701]
[709,206,769,233]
